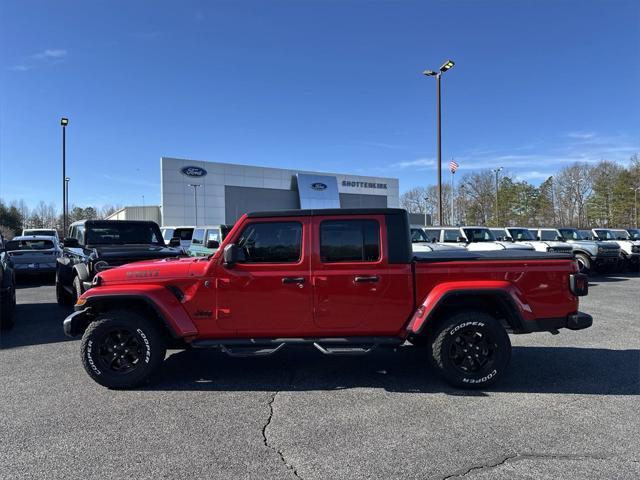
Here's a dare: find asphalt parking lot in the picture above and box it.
[1,274,639,480]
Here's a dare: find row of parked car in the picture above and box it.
[410,225,640,273]
[0,216,637,330]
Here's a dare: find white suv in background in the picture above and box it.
[410,226,465,253]
[424,226,534,251]
[534,228,620,273]
[493,227,573,255]
[591,228,640,271]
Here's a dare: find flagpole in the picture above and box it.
[451,169,455,225]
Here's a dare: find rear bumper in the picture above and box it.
[520,312,593,333]
[13,264,56,273]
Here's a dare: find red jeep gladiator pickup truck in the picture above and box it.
[63,208,592,389]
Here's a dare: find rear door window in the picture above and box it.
[540,230,558,241]
[320,220,380,263]
[442,229,459,242]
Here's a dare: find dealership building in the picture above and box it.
[153,157,400,226]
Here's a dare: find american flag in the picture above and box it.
[449,160,459,173]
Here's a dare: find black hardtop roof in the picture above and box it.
[246,208,407,218]
[71,219,160,226]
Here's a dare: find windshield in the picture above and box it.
[411,228,429,243]
[463,228,496,242]
[7,239,55,250]
[610,230,630,240]
[85,222,164,245]
[627,229,640,240]
[594,229,617,240]
[508,228,535,241]
[558,228,587,241]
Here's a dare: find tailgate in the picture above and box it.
[9,250,58,265]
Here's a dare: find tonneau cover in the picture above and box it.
[413,249,573,263]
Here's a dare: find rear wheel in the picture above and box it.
[80,310,167,389]
[56,271,73,306]
[429,311,511,389]
[575,253,591,274]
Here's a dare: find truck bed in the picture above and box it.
[413,249,573,262]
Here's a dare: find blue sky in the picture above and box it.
[1,0,638,210]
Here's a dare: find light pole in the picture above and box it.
[65,177,70,225]
[423,59,455,226]
[142,195,146,220]
[632,187,640,228]
[60,117,69,235]
[188,184,201,226]
[492,167,503,225]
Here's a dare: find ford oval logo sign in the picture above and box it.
[311,182,327,191]
[181,166,208,177]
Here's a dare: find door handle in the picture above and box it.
[282,277,305,284]
[354,275,379,283]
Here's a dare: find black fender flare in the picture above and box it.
[572,249,594,259]
[65,294,183,339]
[412,289,526,334]
[73,263,91,282]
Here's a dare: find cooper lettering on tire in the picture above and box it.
[80,310,167,389]
[429,311,511,389]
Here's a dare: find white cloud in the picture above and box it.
[391,158,435,169]
[566,131,595,140]
[32,49,67,60]
[7,48,68,72]
[515,171,553,181]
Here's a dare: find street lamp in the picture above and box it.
[423,59,455,226]
[632,186,640,228]
[65,177,70,225]
[188,184,201,226]
[60,117,69,234]
[492,167,503,225]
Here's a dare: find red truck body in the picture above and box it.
[65,209,591,389]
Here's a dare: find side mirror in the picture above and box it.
[456,236,466,243]
[223,243,245,267]
[536,236,541,241]
[63,237,79,248]
[206,239,220,249]
[506,236,514,242]
[556,235,564,242]
[168,237,181,248]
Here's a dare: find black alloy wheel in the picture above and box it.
[98,328,144,374]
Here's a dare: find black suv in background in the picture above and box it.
[0,234,17,329]
[55,220,182,305]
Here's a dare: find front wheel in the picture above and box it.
[56,272,73,306]
[575,253,591,274]
[429,311,511,389]
[80,310,167,389]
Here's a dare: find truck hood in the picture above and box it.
[89,244,182,261]
[95,256,209,285]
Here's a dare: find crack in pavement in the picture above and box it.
[439,452,614,479]
[261,369,301,479]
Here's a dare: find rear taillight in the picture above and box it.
[569,273,588,297]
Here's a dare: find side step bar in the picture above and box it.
[190,336,402,357]
[220,344,285,357]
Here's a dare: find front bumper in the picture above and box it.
[593,255,620,266]
[63,308,92,337]
[520,312,593,333]
[13,263,56,274]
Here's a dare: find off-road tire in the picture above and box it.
[575,253,591,274]
[71,276,84,306]
[55,272,73,306]
[429,310,511,389]
[0,286,16,330]
[80,310,167,389]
